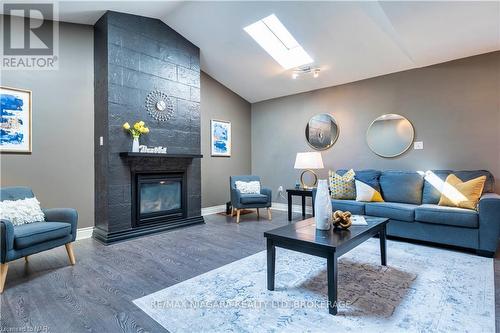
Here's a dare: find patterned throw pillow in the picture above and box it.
[355,180,384,202]
[329,169,356,200]
[235,181,261,194]
[0,197,45,226]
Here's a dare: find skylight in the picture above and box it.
[244,14,313,70]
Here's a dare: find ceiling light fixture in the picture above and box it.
[244,14,313,70]
[292,66,321,79]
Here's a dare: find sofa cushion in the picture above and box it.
[338,169,381,192]
[239,194,268,204]
[14,222,71,249]
[422,170,453,204]
[331,199,365,215]
[365,202,417,222]
[454,170,495,193]
[415,204,478,228]
[380,171,424,205]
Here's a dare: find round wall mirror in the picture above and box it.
[305,113,339,150]
[366,114,414,157]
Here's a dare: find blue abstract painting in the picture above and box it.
[1,87,31,153]
[211,120,231,157]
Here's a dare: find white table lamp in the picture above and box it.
[294,152,324,189]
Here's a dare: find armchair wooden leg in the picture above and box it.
[257,208,260,218]
[236,209,241,223]
[65,243,76,265]
[24,256,29,262]
[267,208,272,220]
[231,207,234,216]
[0,263,8,293]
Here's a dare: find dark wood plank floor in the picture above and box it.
[0,210,498,332]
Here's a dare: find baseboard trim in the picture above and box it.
[76,226,94,241]
[201,205,226,216]
[272,202,313,215]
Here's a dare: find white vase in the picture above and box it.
[132,136,140,152]
[314,179,332,230]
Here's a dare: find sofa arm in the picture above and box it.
[478,193,500,253]
[43,208,78,241]
[260,187,272,204]
[0,219,14,263]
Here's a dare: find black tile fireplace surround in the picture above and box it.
[92,12,204,244]
[93,153,204,244]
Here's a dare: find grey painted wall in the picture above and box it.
[201,72,251,207]
[252,51,500,206]
[0,19,95,228]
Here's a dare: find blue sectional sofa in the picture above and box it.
[314,170,500,257]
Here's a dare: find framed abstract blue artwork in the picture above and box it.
[211,119,231,157]
[1,86,32,153]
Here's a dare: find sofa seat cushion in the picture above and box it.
[14,222,71,250]
[365,202,417,222]
[415,204,478,228]
[240,194,268,204]
[331,199,365,215]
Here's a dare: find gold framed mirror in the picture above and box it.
[366,114,414,158]
[305,113,339,151]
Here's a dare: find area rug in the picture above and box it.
[133,238,494,332]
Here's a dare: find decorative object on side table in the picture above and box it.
[332,210,352,229]
[123,121,150,152]
[313,179,332,230]
[0,86,32,153]
[294,152,324,189]
[211,119,231,157]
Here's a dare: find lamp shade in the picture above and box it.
[294,152,324,169]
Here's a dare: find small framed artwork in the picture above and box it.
[1,86,32,153]
[211,119,231,157]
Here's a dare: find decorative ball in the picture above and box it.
[332,210,352,229]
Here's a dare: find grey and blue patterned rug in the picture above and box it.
[133,238,494,332]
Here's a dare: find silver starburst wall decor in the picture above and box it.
[145,90,175,122]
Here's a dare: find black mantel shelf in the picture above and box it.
[119,152,203,158]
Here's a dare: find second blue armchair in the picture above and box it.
[230,176,272,223]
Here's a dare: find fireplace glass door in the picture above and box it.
[136,173,185,226]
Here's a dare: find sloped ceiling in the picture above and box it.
[4,1,499,102]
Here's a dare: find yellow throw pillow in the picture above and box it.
[329,169,356,200]
[438,174,486,210]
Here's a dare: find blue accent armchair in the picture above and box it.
[230,176,272,223]
[0,187,78,293]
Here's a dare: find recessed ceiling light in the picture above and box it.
[244,14,313,70]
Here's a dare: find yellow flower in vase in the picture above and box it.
[123,122,130,130]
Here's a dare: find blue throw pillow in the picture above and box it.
[380,170,424,205]
[422,170,453,204]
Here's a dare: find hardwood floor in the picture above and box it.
[0,210,498,332]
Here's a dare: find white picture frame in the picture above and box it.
[211,119,231,157]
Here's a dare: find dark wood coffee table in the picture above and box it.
[264,216,388,315]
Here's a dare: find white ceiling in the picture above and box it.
[4,1,499,103]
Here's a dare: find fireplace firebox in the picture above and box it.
[132,173,187,227]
